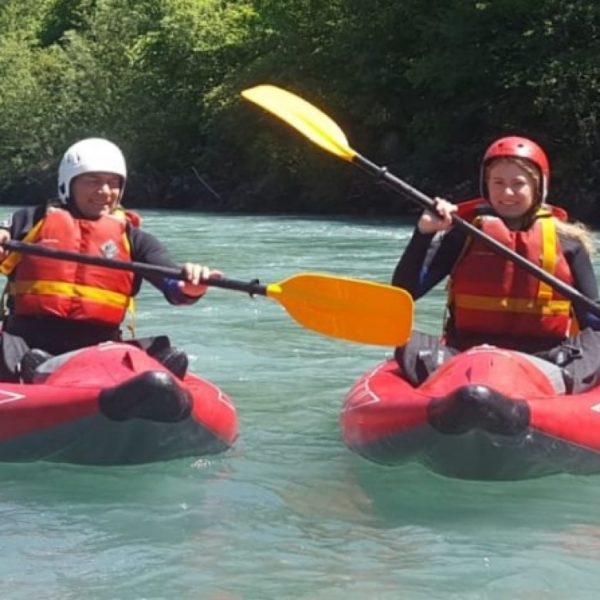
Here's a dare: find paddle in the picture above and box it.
[241,84,600,319]
[2,240,413,346]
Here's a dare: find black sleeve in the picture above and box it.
[561,235,600,329]
[128,226,181,295]
[391,226,467,299]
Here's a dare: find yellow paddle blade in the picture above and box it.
[265,273,413,346]
[241,85,357,161]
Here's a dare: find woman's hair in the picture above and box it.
[555,219,596,256]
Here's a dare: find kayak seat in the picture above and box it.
[151,346,189,380]
[18,345,189,384]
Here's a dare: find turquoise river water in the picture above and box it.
[1,209,600,599]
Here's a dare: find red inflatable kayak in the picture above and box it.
[342,345,600,480]
[0,343,238,464]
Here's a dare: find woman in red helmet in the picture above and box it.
[392,136,600,392]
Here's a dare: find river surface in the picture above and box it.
[1,209,600,599]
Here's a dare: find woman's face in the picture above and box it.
[486,160,537,221]
[71,172,122,218]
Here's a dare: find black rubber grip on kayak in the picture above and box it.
[99,370,192,422]
[427,384,530,436]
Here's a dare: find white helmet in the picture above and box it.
[58,137,127,204]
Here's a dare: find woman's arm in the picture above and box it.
[563,236,600,329]
[392,227,466,299]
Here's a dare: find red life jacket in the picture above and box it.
[9,207,135,326]
[448,202,574,346]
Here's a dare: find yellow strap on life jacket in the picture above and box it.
[536,208,557,302]
[116,213,137,337]
[125,296,137,338]
[9,280,130,308]
[451,293,571,315]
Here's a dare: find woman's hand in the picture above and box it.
[417,198,457,234]
[178,262,223,298]
[0,229,11,262]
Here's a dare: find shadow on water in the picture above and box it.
[0,454,239,501]
[337,456,600,531]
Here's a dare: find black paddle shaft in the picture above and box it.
[352,154,600,319]
[3,240,268,296]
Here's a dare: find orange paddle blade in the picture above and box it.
[266,273,413,346]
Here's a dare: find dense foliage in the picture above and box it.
[1,0,599,219]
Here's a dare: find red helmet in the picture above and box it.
[480,136,550,204]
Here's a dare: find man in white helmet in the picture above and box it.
[0,137,220,382]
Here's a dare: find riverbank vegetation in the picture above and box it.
[1,0,599,220]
